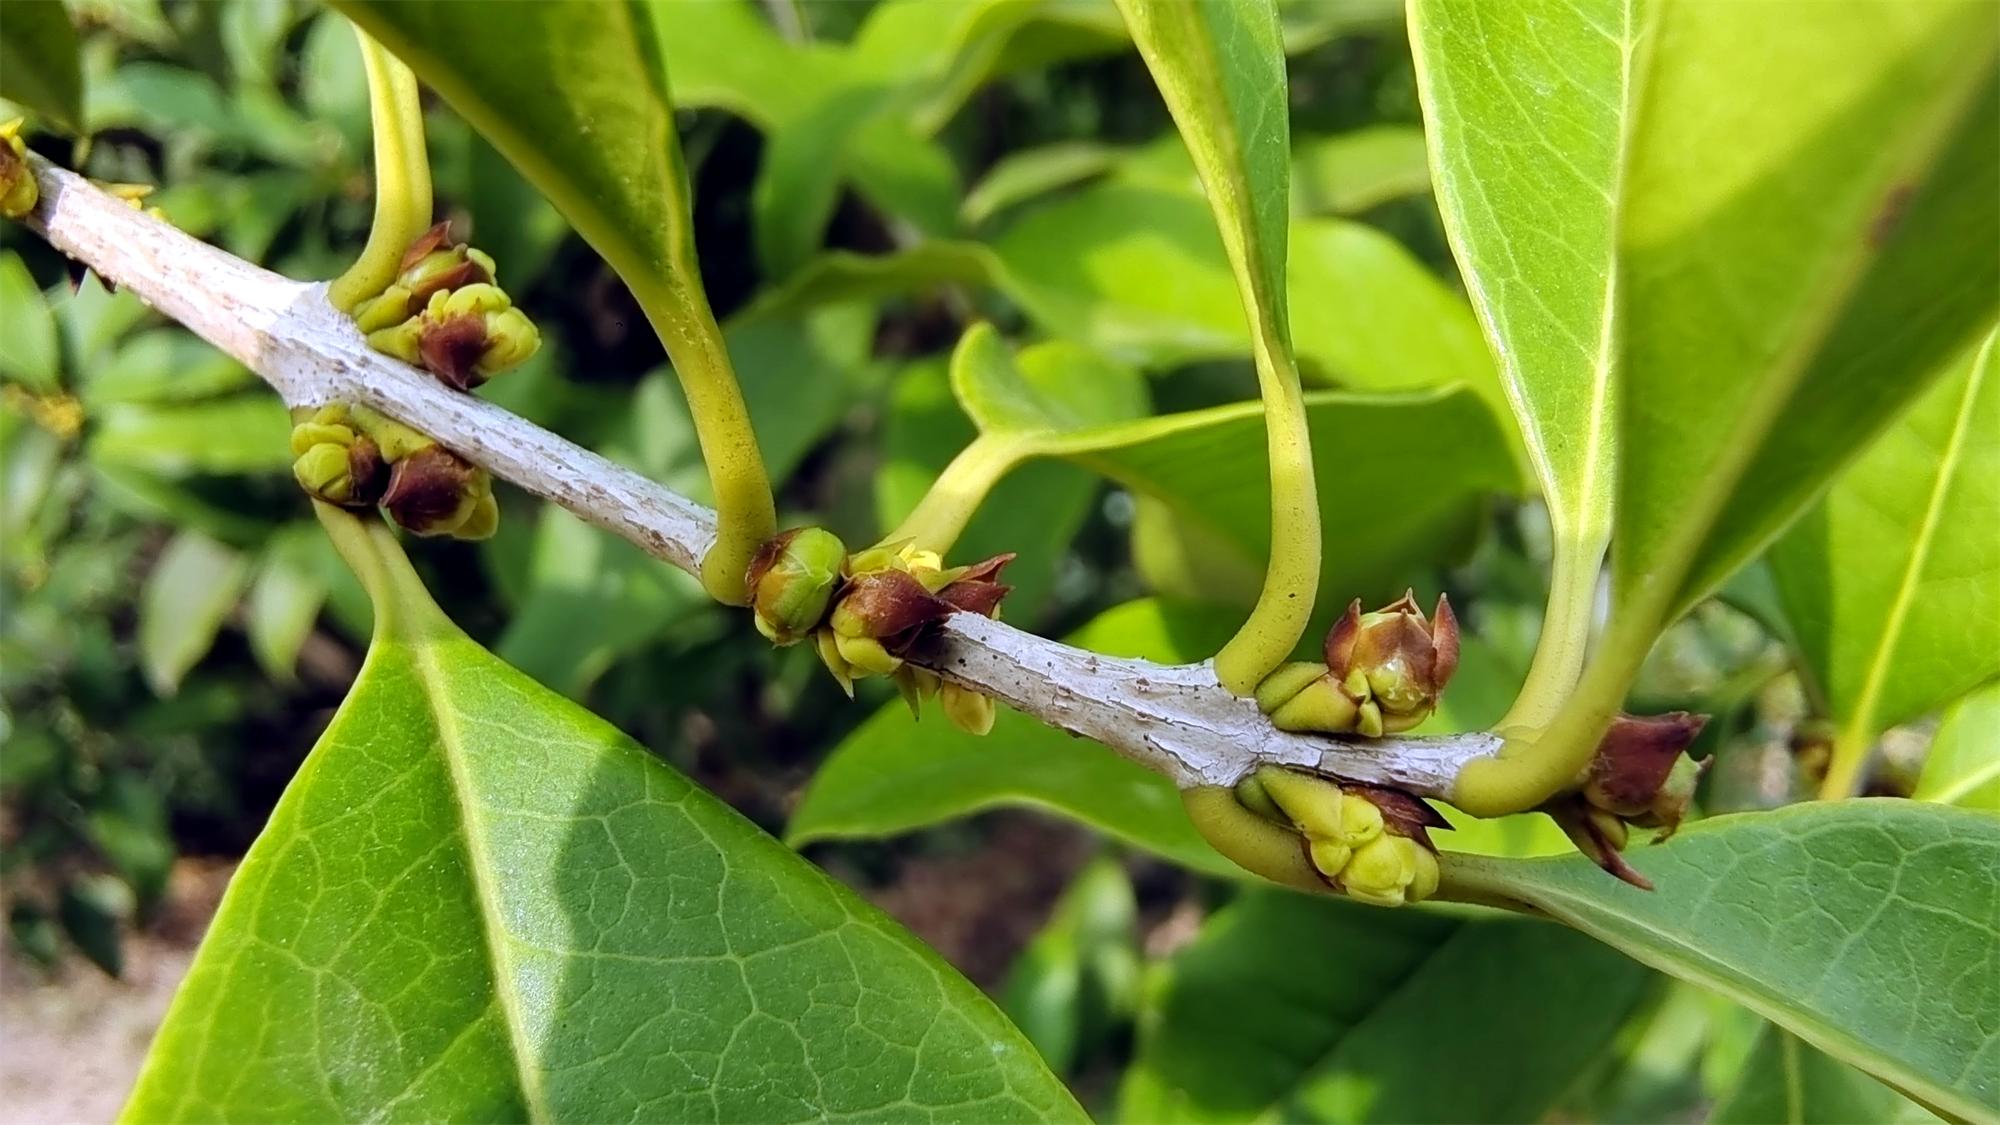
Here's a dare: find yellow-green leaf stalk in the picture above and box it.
[884,433,1028,557]
[327,28,433,313]
[1114,0,1319,694]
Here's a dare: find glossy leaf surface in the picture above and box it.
[1449,800,2000,1120]
[0,0,84,131]
[123,515,1082,1123]
[1770,333,1999,762]
[1410,0,1630,557]
[1612,3,1997,619]
[1120,891,1651,1124]
[1914,681,2000,812]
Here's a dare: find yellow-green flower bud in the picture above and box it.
[816,630,856,697]
[366,283,540,392]
[1232,773,1287,824]
[353,284,418,333]
[746,527,847,646]
[1340,835,1428,907]
[1254,767,1348,840]
[1255,661,1327,713]
[834,632,903,678]
[287,406,387,507]
[940,682,995,736]
[1323,591,1460,734]
[1,120,37,220]
[454,483,500,542]
[1308,838,1352,880]
[1271,677,1363,734]
[380,445,487,537]
[895,666,941,718]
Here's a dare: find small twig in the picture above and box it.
[21,157,1503,798]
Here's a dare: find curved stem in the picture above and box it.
[1212,345,1320,695]
[643,296,776,605]
[1495,532,1606,737]
[884,433,1027,553]
[327,27,432,313]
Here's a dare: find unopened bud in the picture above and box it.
[1324,591,1459,733]
[939,683,995,736]
[1340,835,1438,907]
[746,527,847,646]
[833,633,903,677]
[292,436,386,506]
[380,445,487,537]
[0,120,36,220]
[454,486,500,542]
[895,666,941,718]
[815,630,856,697]
[1628,754,1707,839]
[1583,711,1707,819]
[1548,797,1649,890]
[368,284,540,392]
[287,406,387,507]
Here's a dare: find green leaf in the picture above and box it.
[1913,681,2000,811]
[245,526,329,683]
[993,183,1498,401]
[1448,800,2000,1120]
[334,1,704,327]
[1118,890,1652,1124]
[138,531,251,696]
[877,350,1127,621]
[1612,5,1996,622]
[1000,856,1141,1075]
[87,395,292,476]
[962,141,1122,227]
[124,514,1082,1123]
[1770,333,1999,763]
[1410,0,1629,573]
[0,0,84,132]
[1710,1024,1934,1125]
[1290,126,1431,216]
[0,253,60,393]
[789,598,1240,877]
[925,325,1517,612]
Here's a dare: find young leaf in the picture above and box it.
[138,531,251,696]
[1769,332,1999,795]
[0,0,84,132]
[1913,682,2000,812]
[1112,0,1317,692]
[1446,800,2000,1120]
[0,253,60,392]
[1408,0,1634,730]
[1118,890,1652,1124]
[1290,126,1432,216]
[123,512,1082,1123]
[1709,1024,1934,1125]
[335,0,775,604]
[999,856,1142,1075]
[890,324,1517,611]
[993,184,1500,403]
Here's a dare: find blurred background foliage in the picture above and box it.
[0,0,1970,1120]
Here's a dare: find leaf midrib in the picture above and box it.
[407,635,552,1123]
[1838,336,1992,750]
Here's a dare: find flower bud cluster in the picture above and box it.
[1255,591,1459,737]
[1545,711,1708,889]
[1240,768,1445,907]
[289,403,497,540]
[0,119,38,219]
[354,223,538,391]
[746,531,1013,737]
